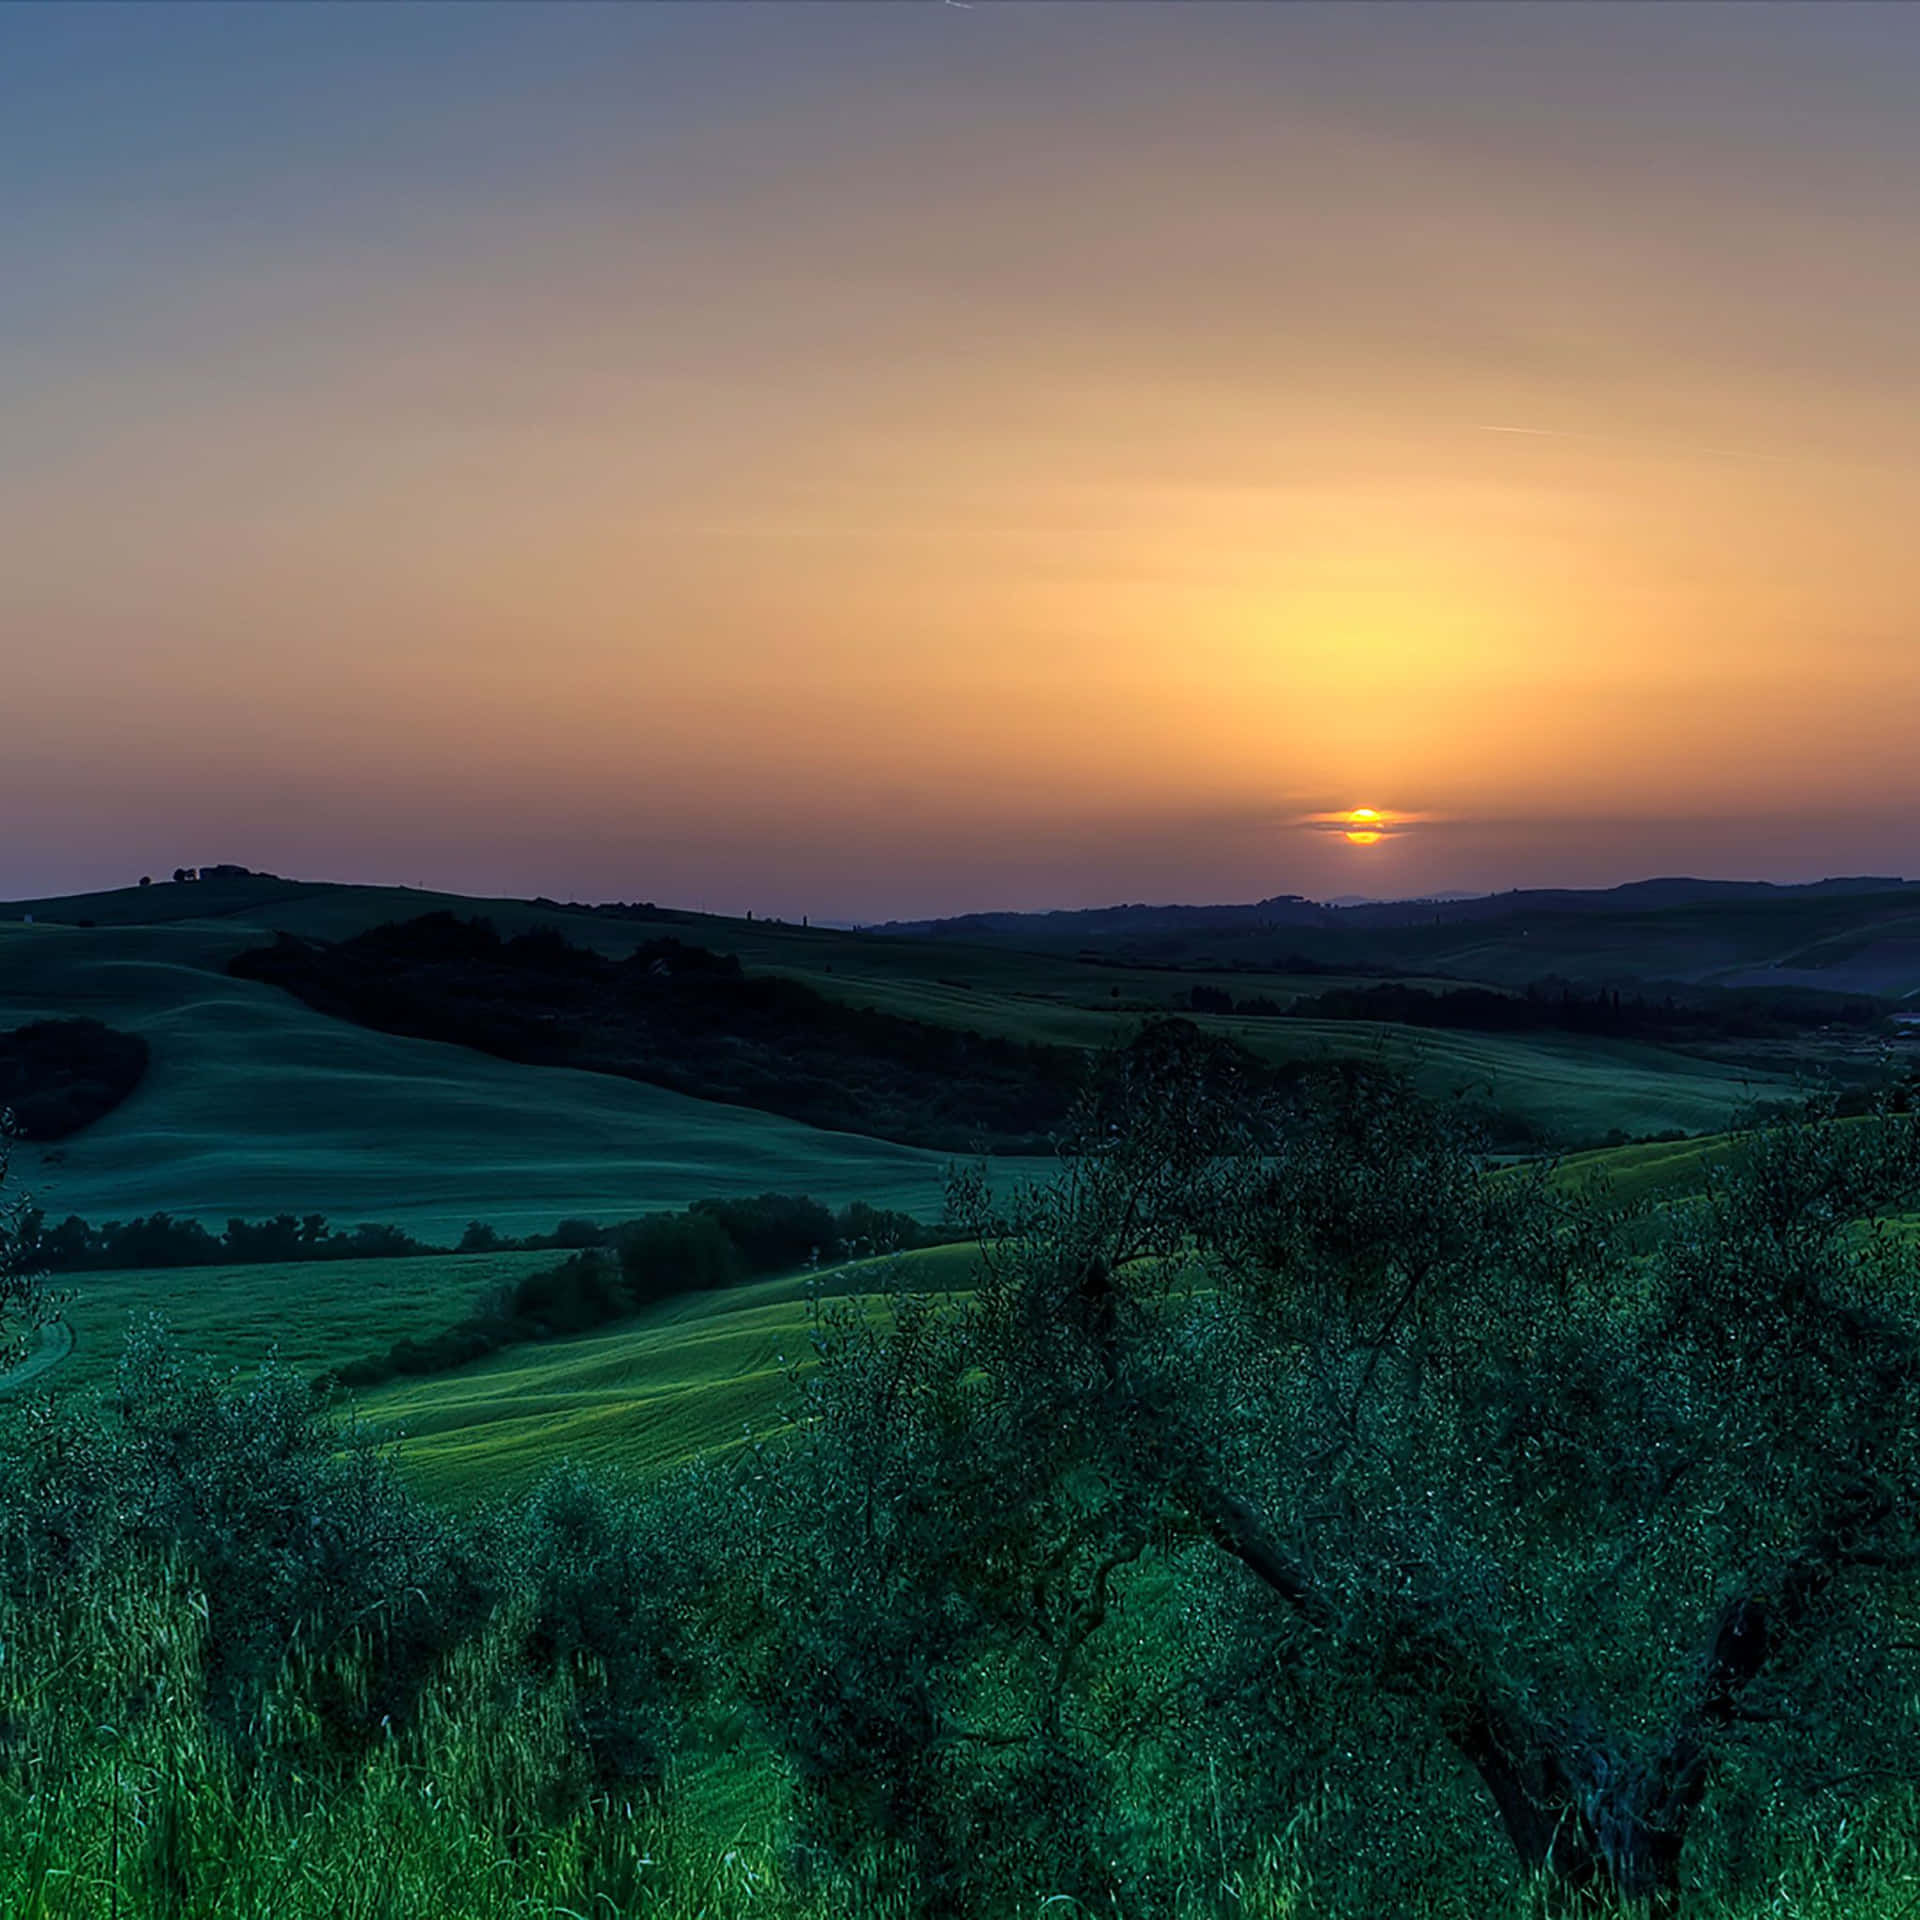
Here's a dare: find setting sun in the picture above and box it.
[1346,807,1383,846]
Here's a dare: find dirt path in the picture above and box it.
[0,1318,74,1395]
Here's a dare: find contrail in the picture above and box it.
[1471,421,1796,466]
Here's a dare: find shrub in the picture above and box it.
[690,1192,836,1272]
[614,1212,745,1306]
[0,1319,495,1773]
[0,1019,148,1140]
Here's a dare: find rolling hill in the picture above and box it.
[3,867,1908,1259]
[0,918,990,1241]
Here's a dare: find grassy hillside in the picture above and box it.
[18,871,1920,995]
[258,893,1821,1146]
[756,968,1793,1143]
[18,1241,985,1505]
[351,1124,1894,1505]
[0,921,993,1240]
[1,1239,978,1502]
[32,1248,563,1398]
[0,874,1874,1216]
[38,1124,1909,1512]
[355,1245,981,1502]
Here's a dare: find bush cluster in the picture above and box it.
[0,1322,729,1816]
[0,1016,149,1139]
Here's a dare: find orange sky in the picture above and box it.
[4,5,1918,915]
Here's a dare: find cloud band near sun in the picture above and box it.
[1298,807,1431,845]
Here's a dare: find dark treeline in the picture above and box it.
[1189,975,1890,1040]
[26,1208,444,1273]
[230,914,1085,1152]
[334,1194,940,1388]
[25,1190,932,1281]
[0,1017,149,1140]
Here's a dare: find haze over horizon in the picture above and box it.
[8,3,1920,920]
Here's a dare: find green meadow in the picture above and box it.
[29,1248,563,1399]
[0,876,1892,1514]
[0,875,1872,1508]
[22,1244,977,1502]
[0,876,1829,1249]
[353,1245,981,1502]
[12,1236,968,1489]
[0,917,986,1241]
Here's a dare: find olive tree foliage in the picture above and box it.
[749,1024,1920,1912]
[0,1121,57,1364]
[0,1318,497,1775]
[0,1320,730,1806]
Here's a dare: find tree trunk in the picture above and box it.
[1453,1698,1692,1912]
[1187,1475,1887,1913]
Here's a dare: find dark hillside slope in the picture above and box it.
[231,914,1086,1153]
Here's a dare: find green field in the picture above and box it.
[754,962,1793,1142]
[354,1244,981,1502]
[0,919,998,1241]
[15,1241,984,1506]
[40,1126,1908,1513]
[0,868,1865,1523]
[0,871,1892,1514]
[28,1248,564,1399]
[1,875,1832,1180]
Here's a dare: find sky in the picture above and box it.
[5,3,1920,919]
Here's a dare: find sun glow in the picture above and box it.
[1345,806,1383,846]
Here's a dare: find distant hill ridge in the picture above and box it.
[5,869,1913,940]
[875,876,1917,941]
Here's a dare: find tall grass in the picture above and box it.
[0,1557,793,1920]
[5,1554,1920,1919]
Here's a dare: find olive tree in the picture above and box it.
[754,1026,1920,1912]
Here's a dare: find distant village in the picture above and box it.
[146,864,266,885]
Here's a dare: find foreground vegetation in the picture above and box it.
[7,1037,1920,1914]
